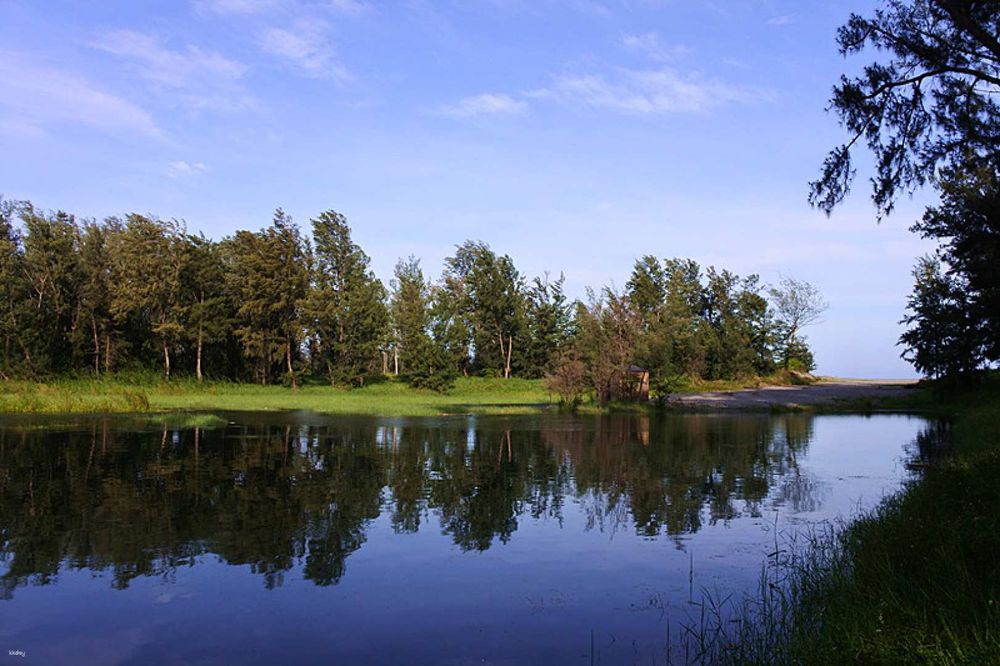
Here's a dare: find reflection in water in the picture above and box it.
[0,413,826,597]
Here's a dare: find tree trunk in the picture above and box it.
[104,334,111,374]
[394,347,399,375]
[505,335,513,379]
[162,339,171,379]
[92,318,100,376]
[286,335,297,390]
[196,325,204,383]
[498,333,513,379]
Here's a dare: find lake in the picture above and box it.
[0,412,932,665]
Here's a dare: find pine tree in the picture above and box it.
[182,233,230,382]
[109,215,185,378]
[226,210,309,387]
[305,210,389,386]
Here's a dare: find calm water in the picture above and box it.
[0,412,932,665]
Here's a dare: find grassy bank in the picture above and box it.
[0,376,555,417]
[0,371,813,417]
[707,378,1000,664]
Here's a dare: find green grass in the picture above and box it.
[0,376,555,417]
[0,370,819,417]
[700,376,1000,664]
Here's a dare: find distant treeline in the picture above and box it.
[0,199,824,401]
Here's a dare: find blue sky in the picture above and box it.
[0,0,935,378]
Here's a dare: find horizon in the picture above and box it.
[0,0,937,378]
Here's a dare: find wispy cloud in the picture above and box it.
[441,93,528,118]
[167,160,208,177]
[532,67,766,114]
[260,20,349,79]
[92,30,246,86]
[767,15,792,26]
[194,0,280,15]
[91,30,254,112]
[0,51,161,138]
[621,32,689,61]
[195,0,367,15]
[326,0,369,15]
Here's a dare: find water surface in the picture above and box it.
[0,412,931,664]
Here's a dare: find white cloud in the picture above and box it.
[621,32,689,61]
[326,0,369,15]
[195,0,366,15]
[441,93,528,118]
[91,30,255,113]
[767,15,792,26]
[533,67,765,114]
[260,21,349,79]
[194,0,279,15]
[0,52,161,138]
[167,160,208,177]
[92,30,246,87]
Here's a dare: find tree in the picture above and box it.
[811,0,1000,217]
[182,234,230,382]
[911,163,1000,364]
[544,348,588,409]
[428,281,473,377]
[768,277,828,370]
[72,220,116,375]
[227,210,309,387]
[306,211,389,387]
[521,273,572,378]
[109,215,185,379]
[19,206,80,374]
[899,255,984,378]
[390,256,428,376]
[388,256,453,390]
[626,255,667,330]
[0,199,29,377]
[444,241,525,378]
[574,288,640,405]
[701,268,759,380]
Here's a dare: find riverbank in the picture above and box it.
[0,374,922,417]
[0,377,553,417]
[667,378,918,411]
[711,377,1000,664]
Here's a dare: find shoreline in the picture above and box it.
[0,376,927,418]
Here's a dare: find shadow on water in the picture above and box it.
[0,412,820,597]
[0,411,936,664]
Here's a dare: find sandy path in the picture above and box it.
[669,379,918,410]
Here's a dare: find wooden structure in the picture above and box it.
[612,365,650,402]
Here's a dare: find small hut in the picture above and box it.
[612,365,650,402]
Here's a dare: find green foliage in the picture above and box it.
[521,273,573,378]
[390,256,454,391]
[810,0,1000,217]
[910,164,1000,369]
[0,197,823,395]
[306,211,389,387]
[109,215,186,378]
[900,255,984,379]
[226,209,309,386]
[543,348,588,408]
[444,241,525,378]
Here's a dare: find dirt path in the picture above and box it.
[669,379,919,410]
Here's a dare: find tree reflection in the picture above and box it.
[0,412,839,597]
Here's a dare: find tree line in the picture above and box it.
[0,198,823,401]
